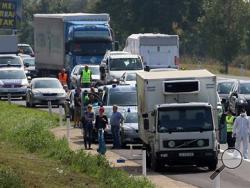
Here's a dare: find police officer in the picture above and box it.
[80,65,92,88]
[225,110,235,148]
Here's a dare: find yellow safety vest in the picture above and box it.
[225,115,234,133]
[81,69,91,83]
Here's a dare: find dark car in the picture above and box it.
[217,79,237,111]
[228,80,250,115]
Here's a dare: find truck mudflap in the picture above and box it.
[156,150,218,166]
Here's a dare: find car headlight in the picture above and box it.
[57,93,66,96]
[239,99,246,104]
[168,140,176,148]
[33,92,42,97]
[197,139,205,147]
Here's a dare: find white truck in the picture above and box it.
[123,33,179,69]
[136,69,219,171]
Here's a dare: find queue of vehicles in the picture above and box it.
[1,13,243,173]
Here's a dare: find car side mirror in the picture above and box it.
[144,66,150,72]
[144,119,149,130]
[27,76,32,81]
[100,66,105,74]
[24,63,29,67]
[142,113,148,118]
[114,41,119,51]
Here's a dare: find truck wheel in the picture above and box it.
[150,152,163,172]
[208,160,218,171]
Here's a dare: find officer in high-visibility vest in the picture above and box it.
[80,65,92,88]
[58,68,68,86]
[225,110,235,148]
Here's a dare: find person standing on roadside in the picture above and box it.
[74,87,82,128]
[83,104,95,150]
[58,68,68,87]
[110,105,124,149]
[233,108,250,159]
[225,110,236,148]
[95,106,108,155]
[80,65,92,88]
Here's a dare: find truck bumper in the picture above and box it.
[156,149,217,166]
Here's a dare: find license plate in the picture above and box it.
[179,152,194,157]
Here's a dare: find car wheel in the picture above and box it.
[26,100,30,107]
[30,98,35,108]
[208,159,217,171]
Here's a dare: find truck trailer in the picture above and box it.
[136,69,219,171]
[123,33,179,69]
[34,13,117,77]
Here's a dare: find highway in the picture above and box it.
[9,97,250,188]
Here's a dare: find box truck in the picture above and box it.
[136,69,219,171]
[34,13,117,77]
[123,33,179,69]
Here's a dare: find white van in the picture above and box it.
[100,51,144,82]
[123,33,180,69]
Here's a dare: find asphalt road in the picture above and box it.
[8,98,250,188]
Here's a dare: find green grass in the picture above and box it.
[0,101,154,188]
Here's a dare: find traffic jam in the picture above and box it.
[1,13,249,175]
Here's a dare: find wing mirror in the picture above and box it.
[143,118,149,130]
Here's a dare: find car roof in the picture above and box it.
[238,79,250,84]
[0,67,25,71]
[32,77,59,81]
[217,78,237,83]
[18,44,31,47]
[109,54,140,59]
[0,54,20,58]
[104,84,136,92]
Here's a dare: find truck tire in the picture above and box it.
[208,159,218,171]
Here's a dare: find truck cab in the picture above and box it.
[137,70,219,171]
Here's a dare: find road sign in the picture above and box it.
[0,0,22,29]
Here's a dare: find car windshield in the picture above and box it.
[125,112,138,123]
[109,91,137,106]
[126,73,136,81]
[33,80,62,89]
[239,83,250,94]
[18,46,34,54]
[0,56,21,66]
[23,58,35,66]
[78,66,100,75]
[0,70,26,79]
[217,81,234,94]
[158,106,213,133]
[110,58,143,71]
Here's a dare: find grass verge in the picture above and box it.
[0,101,153,188]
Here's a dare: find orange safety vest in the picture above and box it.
[58,72,68,85]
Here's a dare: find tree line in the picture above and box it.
[11,0,250,73]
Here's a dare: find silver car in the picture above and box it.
[121,109,141,146]
[0,68,28,99]
[70,64,100,88]
[26,78,66,107]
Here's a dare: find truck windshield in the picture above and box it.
[158,106,213,133]
[69,42,112,55]
[110,58,143,71]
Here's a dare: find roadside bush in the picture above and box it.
[9,120,54,153]
[0,166,24,188]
